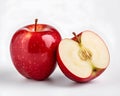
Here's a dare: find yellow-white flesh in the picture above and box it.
[58,31,110,78]
[82,31,110,68]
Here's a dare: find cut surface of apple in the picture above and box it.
[57,31,110,82]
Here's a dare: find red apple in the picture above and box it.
[10,19,61,80]
[57,30,110,82]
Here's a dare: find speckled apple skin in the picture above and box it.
[10,24,61,80]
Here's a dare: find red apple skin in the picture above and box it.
[10,24,61,80]
[57,30,109,83]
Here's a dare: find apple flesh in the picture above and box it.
[10,19,61,80]
[57,30,110,82]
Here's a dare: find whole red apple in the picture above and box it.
[57,30,110,82]
[10,19,61,80]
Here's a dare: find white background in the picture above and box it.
[0,0,120,95]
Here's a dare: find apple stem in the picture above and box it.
[72,32,81,44]
[35,19,38,32]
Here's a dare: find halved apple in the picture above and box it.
[57,30,110,82]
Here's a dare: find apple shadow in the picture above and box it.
[0,67,96,88]
[42,72,96,88]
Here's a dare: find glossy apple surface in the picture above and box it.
[57,30,110,82]
[10,19,61,80]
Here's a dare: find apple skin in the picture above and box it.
[57,30,110,83]
[10,24,61,80]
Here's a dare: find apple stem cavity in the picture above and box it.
[35,18,38,32]
[72,32,81,45]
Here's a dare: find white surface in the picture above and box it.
[0,0,120,95]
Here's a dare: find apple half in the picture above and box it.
[57,30,110,82]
